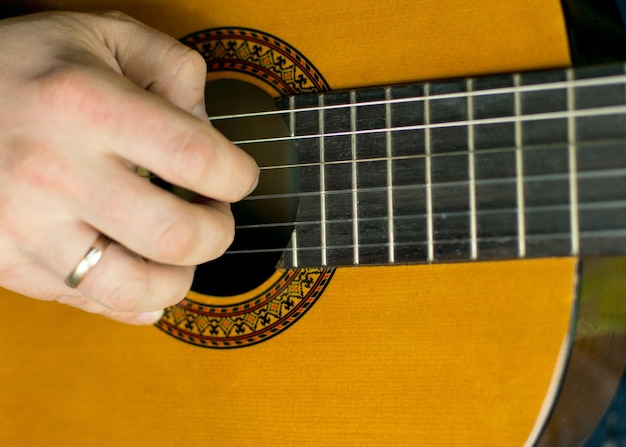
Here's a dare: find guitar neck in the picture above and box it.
[238,63,626,268]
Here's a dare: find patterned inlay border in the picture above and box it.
[181,27,330,95]
[155,27,333,348]
[157,268,334,348]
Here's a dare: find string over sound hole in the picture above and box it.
[194,79,297,296]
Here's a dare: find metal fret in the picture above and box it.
[514,74,527,258]
[288,95,299,267]
[318,94,328,265]
[385,87,395,263]
[566,69,580,256]
[275,63,626,269]
[467,79,478,260]
[424,83,435,262]
[350,91,360,264]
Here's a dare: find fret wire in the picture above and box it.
[350,91,360,265]
[288,95,298,266]
[424,83,435,262]
[467,78,478,260]
[290,230,299,266]
[567,69,580,256]
[318,94,328,265]
[385,87,395,263]
[514,73,526,258]
[226,229,626,257]
[243,167,626,202]
[209,73,626,121]
[236,199,626,231]
[232,104,626,146]
[288,96,296,138]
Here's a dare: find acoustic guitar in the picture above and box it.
[0,1,625,445]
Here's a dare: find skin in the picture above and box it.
[0,11,260,324]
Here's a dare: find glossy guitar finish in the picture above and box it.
[0,1,623,446]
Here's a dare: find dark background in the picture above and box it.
[585,369,626,446]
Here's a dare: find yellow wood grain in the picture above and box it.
[6,0,570,86]
[0,259,575,446]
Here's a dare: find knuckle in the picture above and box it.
[35,65,111,124]
[171,131,259,203]
[174,131,217,185]
[153,45,207,107]
[176,48,207,79]
[153,205,235,264]
[37,64,90,107]
[89,179,132,228]
[153,211,201,264]
[7,143,75,193]
[104,270,150,313]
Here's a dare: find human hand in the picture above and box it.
[0,11,259,324]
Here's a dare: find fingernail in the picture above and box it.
[134,309,165,325]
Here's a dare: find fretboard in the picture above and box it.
[242,64,626,268]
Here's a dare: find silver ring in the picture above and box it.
[65,234,111,288]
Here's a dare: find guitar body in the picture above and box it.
[0,1,622,445]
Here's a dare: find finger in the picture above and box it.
[7,215,194,313]
[33,221,196,314]
[91,11,209,118]
[77,241,195,314]
[46,63,259,203]
[0,256,167,325]
[89,12,261,200]
[1,130,236,266]
[111,87,259,203]
[72,157,235,265]
[60,296,166,326]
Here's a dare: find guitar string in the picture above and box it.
[145,135,625,182]
[144,138,625,203]
[223,228,626,257]
[245,160,626,202]
[209,71,626,257]
[148,71,626,254]
[230,103,626,147]
[227,167,625,242]
[225,167,626,254]
[233,199,626,231]
[256,136,623,173]
[207,71,626,122]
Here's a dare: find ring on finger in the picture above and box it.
[65,234,111,288]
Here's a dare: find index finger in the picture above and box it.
[79,64,259,202]
[115,84,259,202]
[84,11,259,201]
[93,11,210,117]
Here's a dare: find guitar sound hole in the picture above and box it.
[186,79,297,296]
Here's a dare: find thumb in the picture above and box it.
[94,11,208,119]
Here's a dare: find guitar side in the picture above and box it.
[534,256,626,446]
